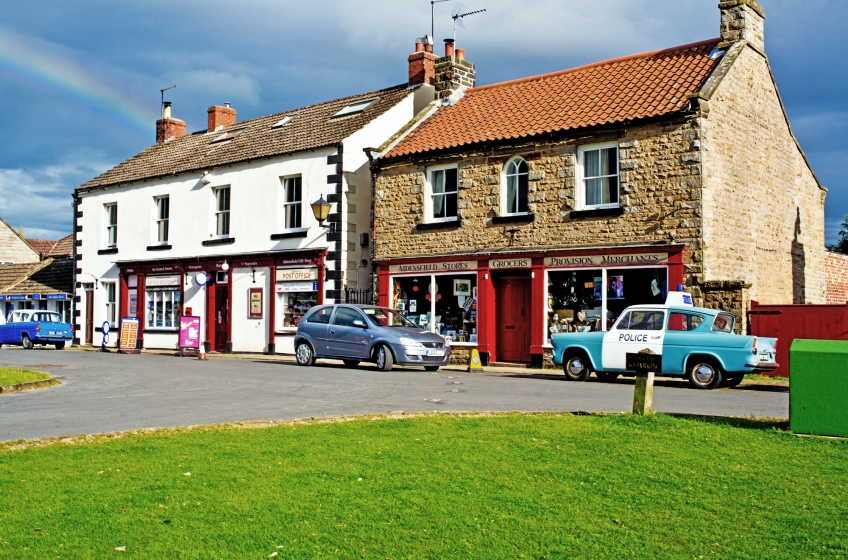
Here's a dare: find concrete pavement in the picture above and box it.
[0,347,788,442]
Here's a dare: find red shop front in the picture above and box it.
[378,245,685,367]
[117,250,325,354]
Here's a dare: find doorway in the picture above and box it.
[497,275,532,363]
[214,285,229,352]
[84,288,94,345]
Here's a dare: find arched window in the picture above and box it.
[503,158,529,215]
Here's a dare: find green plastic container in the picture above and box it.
[790,339,848,437]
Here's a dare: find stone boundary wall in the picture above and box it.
[701,280,751,334]
[825,251,848,304]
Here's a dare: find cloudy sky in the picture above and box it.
[0,0,845,243]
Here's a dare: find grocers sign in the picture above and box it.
[489,258,532,269]
[389,261,476,274]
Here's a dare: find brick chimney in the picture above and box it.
[434,39,476,100]
[207,103,237,132]
[408,37,438,87]
[719,0,765,52]
[156,102,186,144]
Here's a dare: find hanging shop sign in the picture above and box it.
[489,258,532,269]
[248,288,263,318]
[146,275,180,287]
[276,281,319,293]
[276,267,319,282]
[389,260,477,274]
[544,253,669,268]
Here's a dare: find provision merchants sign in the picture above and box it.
[544,253,668,268]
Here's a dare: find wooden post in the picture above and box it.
[627,350,660,416]
[632,371,655,415]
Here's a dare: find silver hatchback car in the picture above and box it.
[293,305,451,371]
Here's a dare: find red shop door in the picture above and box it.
[498,276,532,363]
[214,285,229,352]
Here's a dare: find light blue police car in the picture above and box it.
[550,293,778,389]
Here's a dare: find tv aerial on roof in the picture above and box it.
[430,0,448,39]
[451,2,486,44]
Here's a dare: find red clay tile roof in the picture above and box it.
[25,235,73,259]
[25,239,55,256]
[384,39,722,159]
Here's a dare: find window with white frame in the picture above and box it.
[282,176,302,229]
[104,282,117,327]
[214,187,230,236]
[155,196,170,243]
[146,288,180,329]
[503,157,529,215]
[427,166,458,222]
[578,143,619,209]
[104,203,118,247]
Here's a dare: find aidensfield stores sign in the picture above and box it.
[389,261,477,274]
[544,253,668,267]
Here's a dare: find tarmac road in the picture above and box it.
[0,348,789,442]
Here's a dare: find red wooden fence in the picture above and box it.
[749,301,848,377]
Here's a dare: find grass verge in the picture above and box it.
[1,413,846,559]
[0,367,53,387]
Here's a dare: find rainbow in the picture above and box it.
[0,30,156,139]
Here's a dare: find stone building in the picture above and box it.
[370,0,826,366]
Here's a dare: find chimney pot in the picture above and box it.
[162,101,172,119]
[444,39,455,58]
[415,41,424,53]
[207,104,237,132]
[424,43,433,53]
[456,48,465,61]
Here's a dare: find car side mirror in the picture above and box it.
[352,320,367,328]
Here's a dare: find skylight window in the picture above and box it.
[210,126,249,144]
[332,98,379,118]
[271,114,297,128]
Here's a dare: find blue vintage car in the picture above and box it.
[0,310,74,350]
[550,293,777,389]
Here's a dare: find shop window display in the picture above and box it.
[146,288,180,329]
[547,267,667,341]
[392,273,478,342]
[278,291,317,328]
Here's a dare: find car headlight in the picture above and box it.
[399,337,424,348]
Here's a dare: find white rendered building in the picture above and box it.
[74,57,437,353]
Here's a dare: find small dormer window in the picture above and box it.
[271,114,297,129]
[332,98,378,118]
[210,126,250,144]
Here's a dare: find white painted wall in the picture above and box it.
[231,267,270,353]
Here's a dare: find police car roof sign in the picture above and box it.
[665,291,693,306]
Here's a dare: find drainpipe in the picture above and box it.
[364,148,380,305]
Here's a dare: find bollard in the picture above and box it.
[626,350,660,416]
[632,371,655,415]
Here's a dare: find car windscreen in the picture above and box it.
[362,308,418,328]
[35,312,62,322]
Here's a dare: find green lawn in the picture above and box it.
[0,367,53,387]
[1,413,845,559]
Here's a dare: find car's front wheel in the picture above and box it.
[375,345,394,372]
[55,342,65,350]
[295,342,315,366]
[21,335,34,350]
[687,358,723,389]
[563,351,591,381]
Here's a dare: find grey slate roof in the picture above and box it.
[78,84,412,191]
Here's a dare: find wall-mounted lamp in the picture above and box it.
[201,171,212,185]
[221,259,230,271]
[310,196,332,229]
[250,266,256,284]
[80,272,99,289]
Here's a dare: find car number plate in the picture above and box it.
[426,350,445,357]
[759,354,769,362]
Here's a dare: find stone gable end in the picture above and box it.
[701,45,826,305]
